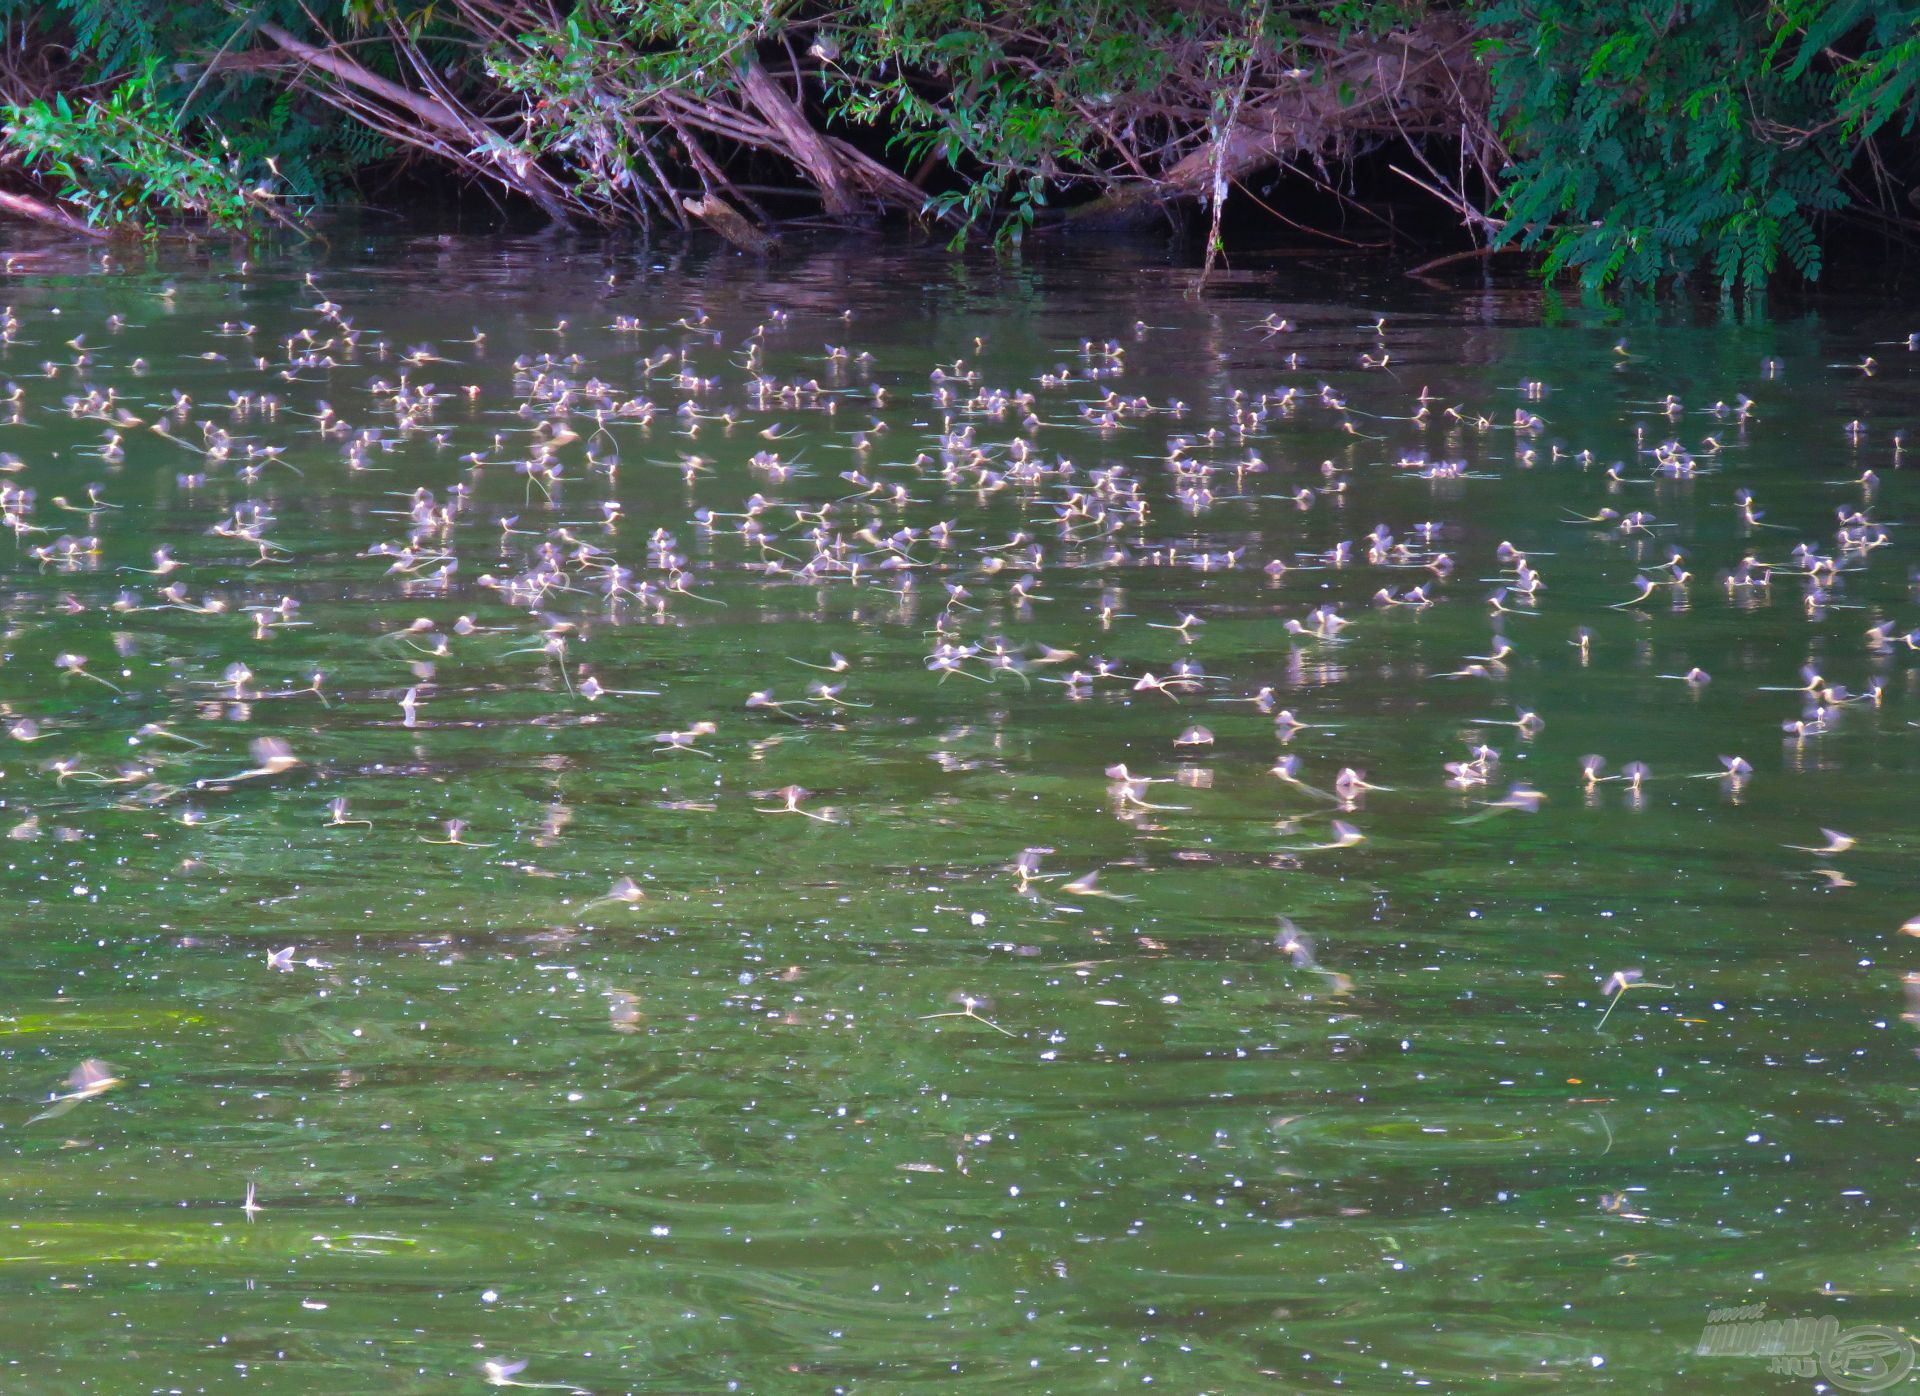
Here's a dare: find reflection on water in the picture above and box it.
[0,230,1916,1391]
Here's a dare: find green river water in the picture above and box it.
[0,232,1915,1394]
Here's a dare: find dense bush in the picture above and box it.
[1,0,1916,292]
[1482,0,1920,290]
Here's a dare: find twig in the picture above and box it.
[1389,163,1504,233]
[1406,245,1533,277]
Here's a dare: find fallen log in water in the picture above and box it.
[0,189,108,238]
[683,194,779,254]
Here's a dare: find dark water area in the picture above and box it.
[0,228,1915,1393]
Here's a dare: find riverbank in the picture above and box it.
[3,3,1918,295]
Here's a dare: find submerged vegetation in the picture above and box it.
[2,0,1918,290]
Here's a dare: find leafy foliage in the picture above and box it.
[1480,0,1920,292]
[0,0,373,234]
[5,65,262,232]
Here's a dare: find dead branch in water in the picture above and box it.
[738,55,862,220]
[0,4,1500,251]
[0,188,108,238]
[683,193,779,254]
[254,19,580,226]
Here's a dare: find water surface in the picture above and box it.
[0,232,1916,1393]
